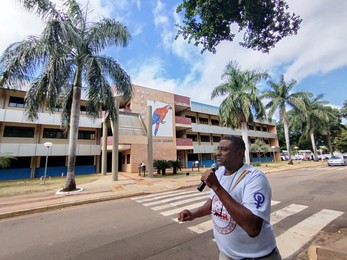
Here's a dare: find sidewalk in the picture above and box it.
[0,161,346,259]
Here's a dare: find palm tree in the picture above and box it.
[0,153,16,168]
[211,61,268,164]
[301,94,335,161]
[262,75,312,165]
[0,0,133,191]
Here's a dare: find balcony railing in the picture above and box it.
[175,116,191,125]
[174,94,190,106]
[176,138,193,146]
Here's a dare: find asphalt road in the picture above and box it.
[0,165,346,260]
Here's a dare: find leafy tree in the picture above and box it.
[0,153,16,168]
[176,0,302,53]
[334,128,347,153]
[250,139,270,164]
[0,0,133,191]
[211,61,267,164]
[315,106,344,156]
[262,74,312,164]
[340,100,347,119]
[300,94,334,160]
[168,159,184,174]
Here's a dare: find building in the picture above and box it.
[0,85,280,180]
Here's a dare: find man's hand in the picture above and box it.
[178,209,194,222]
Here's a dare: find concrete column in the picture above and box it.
[111,101,119,181]
[101,120,107,175]
[147,105,153,178]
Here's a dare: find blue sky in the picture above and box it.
[1,0,346,117]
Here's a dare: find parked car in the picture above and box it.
[328,155,347,166]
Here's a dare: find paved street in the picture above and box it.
[0,165,346,259]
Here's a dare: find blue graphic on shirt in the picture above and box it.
[254,192,265,209]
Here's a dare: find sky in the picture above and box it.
[1,0,347,117]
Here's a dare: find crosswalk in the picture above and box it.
[131,189,344,259]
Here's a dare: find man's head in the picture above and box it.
[216,136,245,171]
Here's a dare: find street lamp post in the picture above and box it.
[271,146,276,163]
[43,142,53,185]
[294,146,299,157]
[319,146,325,162]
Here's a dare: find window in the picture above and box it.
[256,126,261,131]
[40,156,66,167]
[4,126,35,138]
[78,130,95,140]
[43,128,67,139]
[248,124,254,130]
[8,96,25,108]
[187,134,197,141]
[262,126,268,132]
[212,136,221,143]
[76,156,94,165]
[126,154,130,164]
[211,119,219,126]
[186,115,196,123]
[3,156,30,169]
[202,154,211,160]
[199,118,208,125]
[200,135,210,142]
[80,105,87,114]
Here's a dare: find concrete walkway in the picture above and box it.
[0,161,346,259]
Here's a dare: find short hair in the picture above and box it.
[221,135,245,151]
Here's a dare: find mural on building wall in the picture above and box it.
[148,100,173,137]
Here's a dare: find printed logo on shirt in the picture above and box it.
[212,195,236,234]
[253,192,265,209]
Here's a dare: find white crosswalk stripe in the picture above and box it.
[277,209,343,259]
[132,190,344,259]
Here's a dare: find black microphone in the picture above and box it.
[197,163,218,192]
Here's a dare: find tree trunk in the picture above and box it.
[63,85,81,191]
[63,68,82,191]
[241,122,250,164]
[283,117,293,165]
[310,130,319,161]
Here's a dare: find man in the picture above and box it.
[178,136,281,260]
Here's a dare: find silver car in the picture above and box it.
[328,155,347,166]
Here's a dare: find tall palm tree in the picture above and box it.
[262,75,312,164]
[211,61,267,164]
[301,94,335,160]
[0,0,133,191]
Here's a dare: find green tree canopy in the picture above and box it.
[211,61,267,164]
[176,0,302,53]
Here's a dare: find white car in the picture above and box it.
[328,155,347,166]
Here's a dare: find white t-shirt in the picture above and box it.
[210,163,276,259]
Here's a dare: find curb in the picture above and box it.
[308,245,347,260]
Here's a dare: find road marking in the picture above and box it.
[271,200,280,206]
[276,209,344,259]
[151,194,210,211]
[188,220,213,234]
[133,190,196,203]
[271,204,308,225]
[133,189,344,258]
[161,202,206,216]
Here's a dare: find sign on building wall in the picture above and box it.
[148,100,173,137]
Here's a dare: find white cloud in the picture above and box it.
[0,1,44,53]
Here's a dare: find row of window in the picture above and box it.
[186,134,270,145]
[3,126,96,140]
[8,96,88,114]
[3,156,94,169]
[185,115,269,132]
[186,134,221,143]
